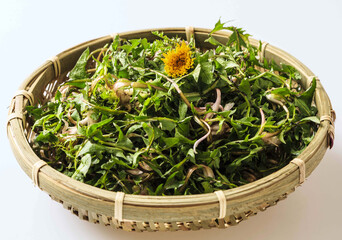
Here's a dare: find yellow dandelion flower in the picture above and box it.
[162,41,194,78]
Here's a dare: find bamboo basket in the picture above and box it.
[7,27,335,232]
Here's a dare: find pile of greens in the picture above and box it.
[27,21,318,195]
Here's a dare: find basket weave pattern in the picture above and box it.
[49,189,292,231]
[7,28,335,232]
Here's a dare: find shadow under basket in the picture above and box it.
[7,27,335,232]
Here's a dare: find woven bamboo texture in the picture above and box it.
[7,27,335,232]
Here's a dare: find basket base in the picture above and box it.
[49,188,295,232]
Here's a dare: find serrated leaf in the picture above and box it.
[114,123,134,149]
[270,87,292,97]
[239,78,251,98]
[298,116,320,124]
[199,61,214,84]
[35,130,58,143]
[294,98,312,117]
[72,154,92,181]
[87,118,113,137]
[298,78,316,106]
[160,119,177,132]
[161,137,180,149]
[216,58,239,69]
[205,35,224,46]
[192,64,201,82]
[69,48,90,80]
[178,101,188,120]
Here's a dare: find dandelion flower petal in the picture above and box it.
[161,41,194,78]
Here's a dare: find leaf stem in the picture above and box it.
[97,140,136,153]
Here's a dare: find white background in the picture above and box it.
[1,0,341,239]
